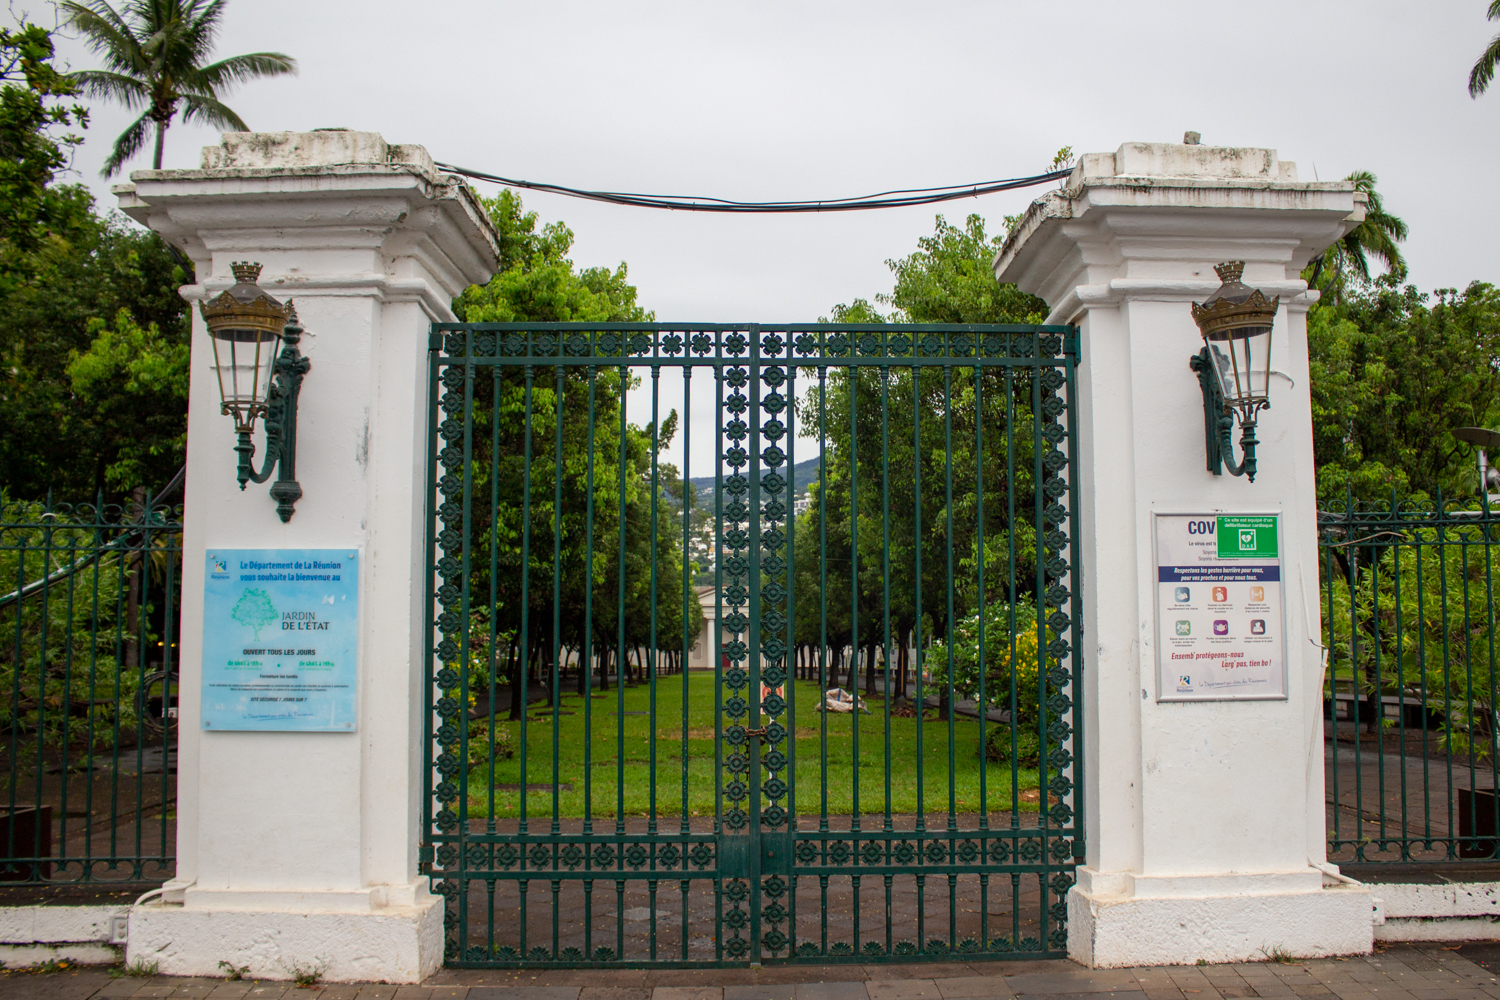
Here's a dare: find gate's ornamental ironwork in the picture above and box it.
[421,322,1082,967]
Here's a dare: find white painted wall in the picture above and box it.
[996,142,1374,966]
[109,131,499,982]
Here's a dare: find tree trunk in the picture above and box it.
[865,643,876,695]
[898,636,908,701]
[152,120,167,170]
[508,637,524,720]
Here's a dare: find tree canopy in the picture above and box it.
[0,19,189,501]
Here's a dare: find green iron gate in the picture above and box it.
[421,323,1083,966]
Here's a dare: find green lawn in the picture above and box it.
[468,670,1039,819]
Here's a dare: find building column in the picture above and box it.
[996,142,1375,966]
[112,131,499,982]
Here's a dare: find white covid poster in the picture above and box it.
[1154,513,1286,701]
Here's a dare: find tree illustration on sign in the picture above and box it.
[232,588,277,640]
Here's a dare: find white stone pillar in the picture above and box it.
[995,143,1375,966]
[111,132,499,983]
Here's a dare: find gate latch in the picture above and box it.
[743,727,768,738]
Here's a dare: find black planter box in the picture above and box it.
[0,806,51,880]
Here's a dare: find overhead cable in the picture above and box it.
[433,162,1072,213]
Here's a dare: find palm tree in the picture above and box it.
[1471,0,1500,97]
[62,0,295,176]
[1304,171,1409,299]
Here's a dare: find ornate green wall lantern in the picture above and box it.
[1188,261,1278,482]
[200,262,310,522]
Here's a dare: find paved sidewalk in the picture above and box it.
[6,945,1500,1000]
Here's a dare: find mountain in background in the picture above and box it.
[688,455,821,504]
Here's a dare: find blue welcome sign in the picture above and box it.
[202,549,359,731]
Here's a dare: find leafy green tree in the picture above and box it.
[63,0,295,175]
[0,19,189,501]
[448,191,702,714]
[1304,171,1408,300]
[1471,1,1500,97]
[802,213,1049,696]
[0,498,142,753]
[827,213,1047,325]
[1309,280,1500,504]
[0,19,87,272]
[456,190,648,324]
[0,202,189,500]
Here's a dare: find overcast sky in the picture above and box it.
[37,0,1500,474]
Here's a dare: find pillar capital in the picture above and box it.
[995,142,1363,324]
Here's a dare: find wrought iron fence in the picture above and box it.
[1321,498,1500,867]
[0,496,181,885]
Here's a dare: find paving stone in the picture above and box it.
[428,990,472,999]
[865,983,941,1000]
[1289,988,1334,996]
[1013,992,1149,1000]
[795,985,871,1000]
[392,990,434,1000]
[723,988,797,1000]
[653,990,722,1000]
[878,972,973,987]
[168,988,216,998]
[1141,991,1185,1000]
[933,978,1011,999]
[355,989,401,1000]
[580,991,649,1000]
[205,986,253,1000]
[469,991,582,1000]
[1004,973,1141,996]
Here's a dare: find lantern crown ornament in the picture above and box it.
[200,262,294,341]
[1190,261,1279,343]
[1187,262,1279,483]
[199,262,310,522]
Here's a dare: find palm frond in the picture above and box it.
[187,51,296,92]
[101,111,153,177]
[177,91,247,131]
[60,0,148,75]
[1489,0,1500,19]
[1472,31,1500,96]
[181,0,228,62]
[68,69,150,108]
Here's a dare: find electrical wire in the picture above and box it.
[433,162,1072,213]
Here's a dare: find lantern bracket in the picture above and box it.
[1190,347,1258,482]
[236,314,310,522]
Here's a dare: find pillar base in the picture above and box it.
[1068,866,1375,967]
[126,881,442,983]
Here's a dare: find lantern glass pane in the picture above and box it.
[210,326,281,427]
[1206,324,1272,408]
